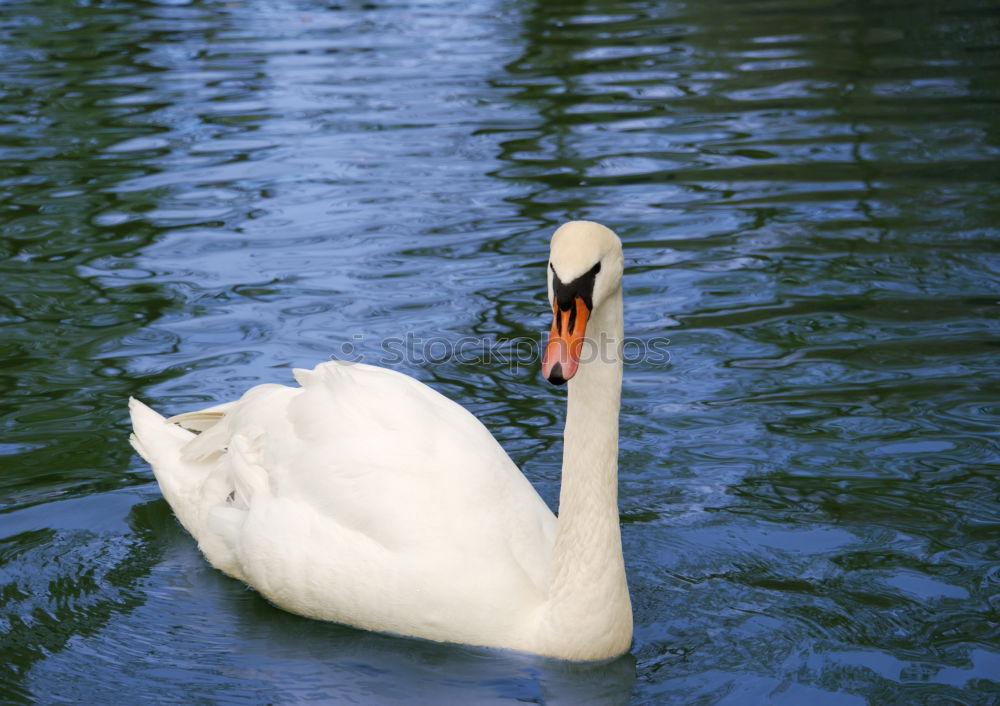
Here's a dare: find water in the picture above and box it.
[2,0,999,703]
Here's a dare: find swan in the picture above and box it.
[128,220,631,661]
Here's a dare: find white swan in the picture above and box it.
[129,220,631,661]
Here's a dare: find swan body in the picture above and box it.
[129,221,631,660]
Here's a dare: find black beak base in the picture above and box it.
[546,362,567,386]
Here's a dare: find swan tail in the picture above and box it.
[129,397,195,466]
[129,397,205,533]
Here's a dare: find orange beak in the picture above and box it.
[541,296,590,385]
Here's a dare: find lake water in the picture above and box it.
[2,0,999,703]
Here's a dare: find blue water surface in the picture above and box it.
[2,0,999,703]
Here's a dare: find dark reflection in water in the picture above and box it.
[1,0,998,703]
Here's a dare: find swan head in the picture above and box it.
[542,221,624,385]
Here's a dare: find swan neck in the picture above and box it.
[563,290,622,488]
[543,287,631,659]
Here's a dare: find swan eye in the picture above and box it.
[550,261,601,311]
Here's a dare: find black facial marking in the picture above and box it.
[550,261,601,312]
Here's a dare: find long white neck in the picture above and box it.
[540,285,632,660]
